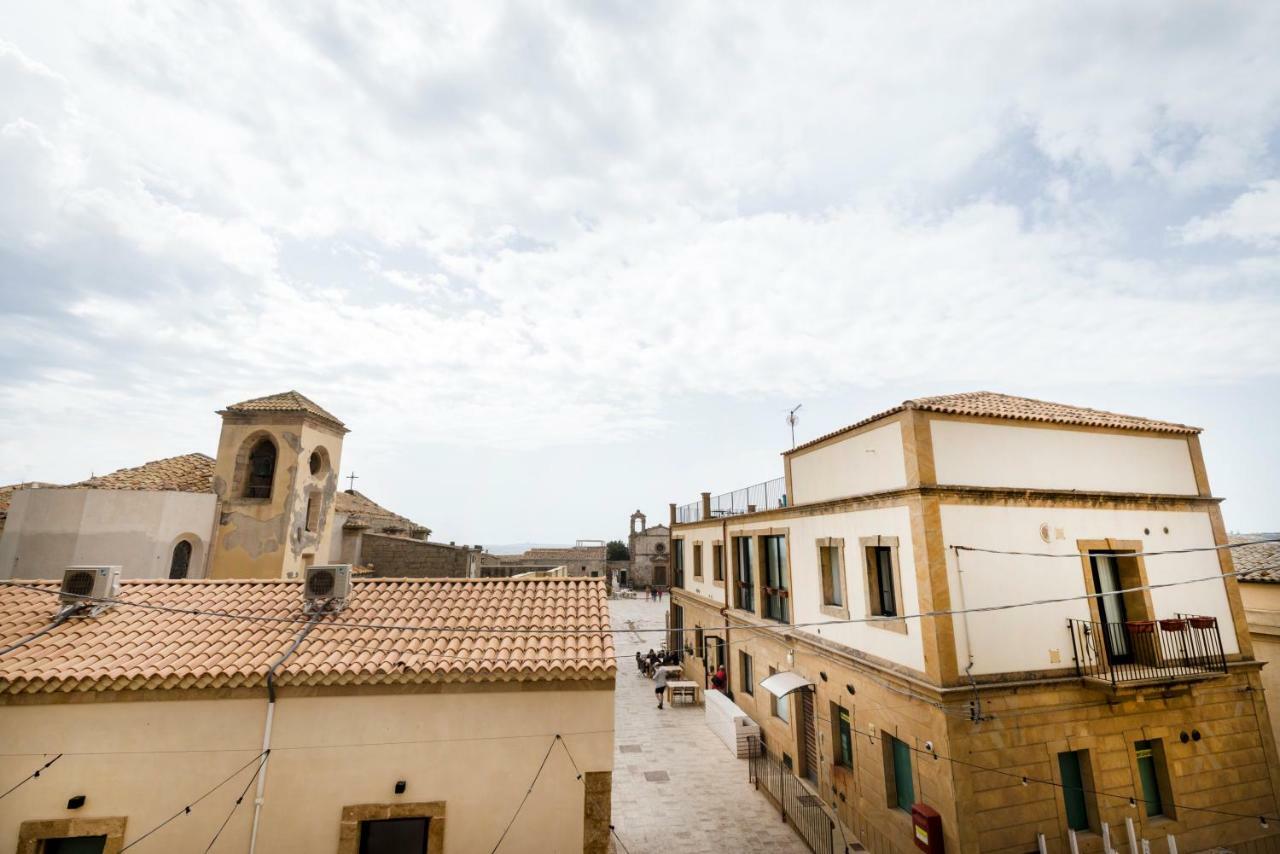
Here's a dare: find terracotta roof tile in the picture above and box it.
[0,578,614,696]
[222,390,346,429]
[1230,534,1280,583]
[787,391,1200,454]
[336,489,423,532]
[71,453,215,493]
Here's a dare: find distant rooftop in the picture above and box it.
[787,391,1201,454]
[1231,534,1280,584]
[72,453,215,494]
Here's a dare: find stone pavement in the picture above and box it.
[608,595,810,854]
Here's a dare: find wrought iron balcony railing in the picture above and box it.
[677,477,788,524]
[1068,615,1227,688]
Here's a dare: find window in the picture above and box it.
[245,437,277,499]
[673,539,684,587]
[739,651,754,695]
[834,704,853,768]
[886,736,914,811]
[695,626,705,658]
[169,540,193,579]
[44,838,108,854]
[761,535,789,623]
[818,540,846,613]
[360,818,430,854]
[1058,750,1092,831]
[861,537,904,628]
[713,543,724,582]
[693,543,703,578]
[769,667,789,722]
[1134,740,1170,819]
[670,603,684,653]
[305,493,321,532]
[734,536,755,612]
[309,449,325,476]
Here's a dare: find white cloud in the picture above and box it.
[1180,180,1280,248]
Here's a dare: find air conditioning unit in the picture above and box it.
[60,566,121,614]
[304,564,351,611]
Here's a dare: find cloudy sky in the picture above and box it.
[2,2,1278,545]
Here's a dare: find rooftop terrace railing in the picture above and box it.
[676,477,787,524]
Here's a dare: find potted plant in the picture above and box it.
[1125,620,1156,634]
[1188,615,1217,629]
[1159,618,1187,632]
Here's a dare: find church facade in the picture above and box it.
[0,391,458,581]
[625,510,670,589]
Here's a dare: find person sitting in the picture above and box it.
[710,664,727,692]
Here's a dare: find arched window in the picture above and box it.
[245,438,277,499]
[169,540,193,579]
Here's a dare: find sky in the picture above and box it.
[1,3,1278,546]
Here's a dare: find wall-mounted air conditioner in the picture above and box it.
[60,566,121,615]
[304,564,351,611]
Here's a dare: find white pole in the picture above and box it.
[1166,835,1178,854]
[1102,823,1112,854]
[1037,832,1048,854]
[1068,829,1080,854]
[1126,816,1139,854]
[1142,839,1151,854]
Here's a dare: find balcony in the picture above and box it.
[676,477,787,524]
[1068,615,1227,690]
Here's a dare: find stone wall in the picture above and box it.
[362,532,473,578]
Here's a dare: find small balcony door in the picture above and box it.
[1090,553,1132,663]
[798,689,819,785]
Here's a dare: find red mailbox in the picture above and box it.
[911,803,944,853]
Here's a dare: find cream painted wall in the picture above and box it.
[788,421,907,505]
[0,488,216,580]
[939,504,1238,676]
[675,503,926,673]
[930,419,1200,495]
[1241,582,1280,748]
[0,686,614,853]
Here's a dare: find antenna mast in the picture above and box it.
[787,404,803,449]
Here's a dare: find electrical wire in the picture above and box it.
[2,554,1274,642]
[0,611,74,657]
[119,750,268,851]
[953,536,1280,560]
[202,751,270,853]
[487,735,561,854]
[0,754,61,800]
[610,826,632,854]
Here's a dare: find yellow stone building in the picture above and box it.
[667,392,1280,853]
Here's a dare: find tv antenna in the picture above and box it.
[787,404,803,448]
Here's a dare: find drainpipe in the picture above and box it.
[248,610,326,854]
[722,515,731,693]
[953,547,981,721]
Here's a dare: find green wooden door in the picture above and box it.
[1057,751,1089,830]
[1134,741,1164,817]
[892,737,914,810]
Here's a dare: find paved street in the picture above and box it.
[608,595,810,854]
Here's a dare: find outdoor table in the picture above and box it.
[666,680,699,705]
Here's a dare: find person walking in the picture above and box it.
[711,664,727,692]
[654,665,670,709]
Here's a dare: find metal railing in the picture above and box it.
[676,477,788,524]
[1068,615,1226,688]
[747,736,838,854]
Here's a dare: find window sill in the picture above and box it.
[867,616,908,635]
[820,605,849,620]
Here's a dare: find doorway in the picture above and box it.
[1090,552,1131,663]
[798,689,819,785]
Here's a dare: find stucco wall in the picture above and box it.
[939,504,1238,676]
[0,686,614,854]
[675,503,926,674]
[787,420,907,505]
[1242,582,1280,750]
[930,419,1200,495]
[0,488,216,580]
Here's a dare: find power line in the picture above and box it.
[202,751,270,853]
[0,754,61,800]
[119,751,268,851]
[487,735,561,854]
[0,611,75,657]
[2,554,1273,643]
[953,536,1280,560]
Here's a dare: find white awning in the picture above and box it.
[759,671,815,699]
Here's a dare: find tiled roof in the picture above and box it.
[1230,534,1280,584]
[336,489,423,532]
[71,453,215,493]
[482,546,606,565]
[787,391,1200,454]
[222,390,346,429]
[0,577,614,696]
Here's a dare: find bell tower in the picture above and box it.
[207,391,348,579]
